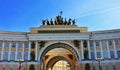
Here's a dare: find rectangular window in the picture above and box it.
[24,52,28,60]
[103,50,108,59]
[3,52,8,60]
[12,42,16,48]
[106,65,109,70]
[10,52,15,61]
[96,42,99,46]
[108,40,112,46]
[17,52,22,60]
[0,52,1,59]
[117,50,120,58]
[97,52,101,58]
[25,42,29,48]
[0,41,2,48]
[10,67,13,70]
[91,51,95,59]
[90,41,93,47]
[102,41,106,46]
[24,68,26,70]
[2,67,6,70]
[5,41,9,48]
[110,51,115,58]
[113,64,116,70]
[18,42,22,48]
[115,40,119,46]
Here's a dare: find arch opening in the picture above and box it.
[52,60,71,70]
[39,42,81,70]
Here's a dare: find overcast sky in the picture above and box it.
[0,0,120,32]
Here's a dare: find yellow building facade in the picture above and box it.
[0,14,120,70]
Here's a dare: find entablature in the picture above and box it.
[28,33,90,40]
[0,34,28,41]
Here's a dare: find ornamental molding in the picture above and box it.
[0,34,27,41]
[28,33,89,40]
[91,32,120,40]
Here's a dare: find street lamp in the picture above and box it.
[96,58,102,70]
[16,59,24,70]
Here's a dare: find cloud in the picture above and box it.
[78,6,120,18]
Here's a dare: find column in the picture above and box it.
[22,42,25,60]
[93,40,97,59]
[8,41,12,61]
[1,41,5,60]
[28,41,31,60]
[113,39,118,58]
[15,42,18,61]
[87,40,91,59]
[106,40,110,59]
[35,41,38,61]
[81,40,84,60]
[100,40,103,59]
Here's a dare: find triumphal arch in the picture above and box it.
[0,12,120,70]
[30,13,85,70]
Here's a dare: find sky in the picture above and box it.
[0,0,120,32]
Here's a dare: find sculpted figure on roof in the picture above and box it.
[41,11,76,25]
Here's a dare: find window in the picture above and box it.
[106,65,109,70]
[91,51,95,59]
[102,41,106,46]
[97,52,101,58]
[115,40,119,46]
[12,42,16,48]
[117,50,120,58]
[3,52,8,60]
[25,42,29,48]
[90,41,93,47]
[108,41,112,46]
[0,52,1,59]
[10,52,15,60]
[96,42,99,46]
[17,52,22,60]
[24,68,26,70]
[24,52,28,60]
[18,42,22,48]
[10,67,13,70]
[2,67,6,70]
[103,50,108,59]
[113,64,116,70]
[5,41,9,48]
[110,51,115,58]
[0,41,2,48]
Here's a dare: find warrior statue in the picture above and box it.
[50,18,53,25]
[42,20,46,25]
[72,19,76,25]
[68,18,72,25]
[46,19,50,25]
[56,11,63,25]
